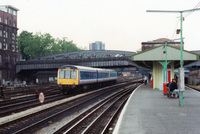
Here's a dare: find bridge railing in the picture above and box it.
[16,57,132,65]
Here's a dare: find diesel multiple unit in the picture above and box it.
[57,65,117,94]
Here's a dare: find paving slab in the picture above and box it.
[114,84,200,134]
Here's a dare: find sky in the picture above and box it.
[1,0,200,52]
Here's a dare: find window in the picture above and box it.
[5,18,7,24]
[0,42,2,49]
[13,45,15,52]
[13,10,16,16]
[9,8,12,14]
[64,70,70,79]
[0,17,1,22]
[0,71,2,80]
[80,71,97,80]
[5,32,8,38]
[0,30,2,36]
[59,70,66,79]
[5,43,8,50]
[98,72,109,78]
[0,55,2,65]
[71,71,77,79]
[59,70,76,79]
[110,72,117,78]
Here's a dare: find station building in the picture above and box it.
[0,5,19,83]
[141,38,182,51]
[132,38,199,89]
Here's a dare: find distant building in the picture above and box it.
[141,38,183,51]
[89,41,105,50]
[0,5,19,82]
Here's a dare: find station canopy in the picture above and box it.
[131,45,200,69]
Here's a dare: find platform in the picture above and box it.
[114,84,200,134]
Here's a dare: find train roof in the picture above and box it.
[59,65,116,72]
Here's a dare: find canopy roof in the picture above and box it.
[131,45,200,69]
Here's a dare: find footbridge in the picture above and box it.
[16,50,137,73]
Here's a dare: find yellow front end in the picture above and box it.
[57,69,79,86]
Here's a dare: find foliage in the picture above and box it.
[18,30,82,60]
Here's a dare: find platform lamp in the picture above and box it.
[146,8,200,107]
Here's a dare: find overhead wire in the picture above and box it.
[184,2,200,19]
[171,2,200,40]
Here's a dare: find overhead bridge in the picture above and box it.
[16,50,137,73]
[16,57,137,73]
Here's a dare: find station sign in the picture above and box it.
[179,67,185,91]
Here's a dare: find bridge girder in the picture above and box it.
[16,57,138,73]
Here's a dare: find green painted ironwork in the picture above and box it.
[159,42,170,83]
[147,8,200,107]
[180,12,184,107]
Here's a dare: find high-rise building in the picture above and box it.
[89,41,105,50]
[0,5,19,82]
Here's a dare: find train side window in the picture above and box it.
[80,72,82,79]
[92,72,97,78]
[110,72,117,77]
[80,71,85,79]
[71,71,77,79]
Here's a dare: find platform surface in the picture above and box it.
[114,84,200,134]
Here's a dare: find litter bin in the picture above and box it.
[163,82,169,95]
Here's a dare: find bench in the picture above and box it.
[167,87,178,98]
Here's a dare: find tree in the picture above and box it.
[18,31,34,60]
[18,30,83,60]
[56,37,81,53]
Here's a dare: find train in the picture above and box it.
[57,65,118,94]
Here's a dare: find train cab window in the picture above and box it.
[71,71,77,79]
[65,70,71,79]
[59,70,76,79]
[59,70,65,79]
[59,70,70,79]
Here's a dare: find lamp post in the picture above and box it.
[147,8,200,107]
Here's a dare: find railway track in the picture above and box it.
[0,93,65,117]
[0,80,142,134]
[0,84,63,117]
[186,85,200,92]
[1,84,60,99]
[55,85,135,134]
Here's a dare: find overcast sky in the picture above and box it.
[1,0,200,51]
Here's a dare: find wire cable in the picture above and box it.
[184,2,200,18]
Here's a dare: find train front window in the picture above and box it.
[59,70,76,79]
[65,70,71,79]
[59,70,65,79]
